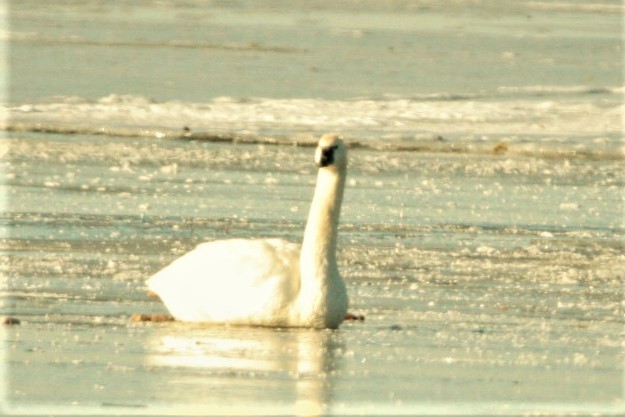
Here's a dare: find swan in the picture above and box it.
[146,134,349,329]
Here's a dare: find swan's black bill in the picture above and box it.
[317,145,338,167]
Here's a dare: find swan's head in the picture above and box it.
[315,134,347,170]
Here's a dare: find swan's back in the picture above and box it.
[147,238,301,325]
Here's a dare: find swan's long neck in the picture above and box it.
[300,166,345,289]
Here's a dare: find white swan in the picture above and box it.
[146,134,349,329]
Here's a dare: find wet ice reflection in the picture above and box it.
[146,326,340,414]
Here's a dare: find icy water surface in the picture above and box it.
[2,0,625,415]
[1,133,624,415]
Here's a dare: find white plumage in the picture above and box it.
[147,134,349,329]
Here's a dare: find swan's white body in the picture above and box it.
[147,134,348,329]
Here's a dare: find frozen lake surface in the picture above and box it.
[2,0,624,415]
[2,134,623,415]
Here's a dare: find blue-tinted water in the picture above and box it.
[2,0,624,415]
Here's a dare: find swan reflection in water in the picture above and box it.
[145,325,343,415]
